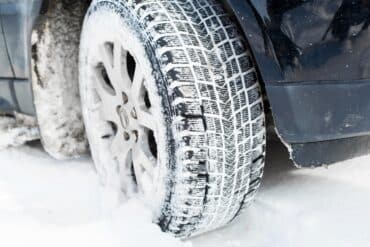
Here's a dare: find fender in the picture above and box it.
[223,0,370,83]
[223,0,370,166]
[222,0,282,83]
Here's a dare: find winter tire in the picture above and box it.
[79,0,266,237]
[31,1,89,159]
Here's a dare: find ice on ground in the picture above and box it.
[1,140,370,247]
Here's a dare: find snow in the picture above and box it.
[1,139,370,246]
[0,114,39,150]
[0,144,186,247]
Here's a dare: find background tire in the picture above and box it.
[31,1,89,159]
[80,0,266,237]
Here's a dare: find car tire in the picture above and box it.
[79,0,266,237]
[31,1,89,159]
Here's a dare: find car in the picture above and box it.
[0,0,369,238]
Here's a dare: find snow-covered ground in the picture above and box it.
[1,139,370,247]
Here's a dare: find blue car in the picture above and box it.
[1,0,369,237]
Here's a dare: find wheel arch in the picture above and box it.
[220,0,284,83]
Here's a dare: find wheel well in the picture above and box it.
[32,0,90,83]
[34,0,276,140]
[38,0,91,17]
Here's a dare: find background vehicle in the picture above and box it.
[0,0,369,237]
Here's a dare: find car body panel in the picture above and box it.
[0,16,13,78]
[0,79,16,112]
[1,1,30,79]
[226,0,370,83]
[0,0,42,115]
[291,135,370,167]
[267,79,370,144]
[1,0,43,78]
[223,0,370,166]
[0,3,17,113]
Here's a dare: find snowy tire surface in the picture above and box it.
[31,1,89,159]
[80,0,266,237]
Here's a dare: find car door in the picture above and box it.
[0,0,42,114]
[1,0,33,79]
[0,2,16,112]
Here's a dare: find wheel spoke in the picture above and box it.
[113,41,132,92]
[99,44,115,82]
[137,171,153,195]
[136,108,156,131]
[118,161,137,195]
[130,64,145,104]
[94,77,120,123]
[111,130,133,159]
[113,40,123,72]
[94,68,115,100]
[113,145,137,195]
[132,141,156,176]
[99,42,129,94]
[110,130,138,195]
[99,104,120,123]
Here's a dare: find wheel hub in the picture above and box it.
[117,99,140,143]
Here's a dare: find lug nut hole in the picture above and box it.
[132,130,139,142]
[131,108,137,119]
[122,92,129,104]
[124,132,130,141]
